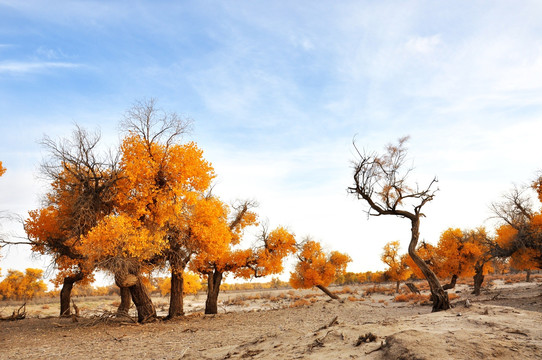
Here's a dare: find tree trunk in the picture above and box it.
[396,281,400,293]
[117,286,132,317]
[472,263,485,296]
[408,218,450,312]
[167,269,184,319]
[316,284,340,300]
[129,276,156,323]
[405,282,420,294]
[205,270,224,314]
[442,274,458,291]
[60,272,84,317]
[526,269,532,282]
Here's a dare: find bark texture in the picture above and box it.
[473,272,484,295]
[60,272,84,317]
[168,269,184,318]
[408,218,450,312]
[117,286,132,316]
[472,262,485,296]
[442,274,458,291]
[129,276,156,323]
[205,270,223,314]
[317,284,340,300]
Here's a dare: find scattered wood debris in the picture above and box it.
[355,332,377,346]
[0,303,26,321]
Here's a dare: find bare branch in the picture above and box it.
[120,98,193,153]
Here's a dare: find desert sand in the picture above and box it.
[1,279,541,359]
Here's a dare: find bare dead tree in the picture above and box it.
[348,136,450,312]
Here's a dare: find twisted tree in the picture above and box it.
[289,239,351,300]
[348,136,450,312]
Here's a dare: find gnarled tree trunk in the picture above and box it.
[119,274,155,323]
[526,269,532,282]
[472,262,485,296]
[205,270,223,314]
[442,274,458,291]
[168,269,184,319]
[408,218,450,312]
[60,272,84,317]
[117,286,132,317]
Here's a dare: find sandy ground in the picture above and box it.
[1,279,541,359]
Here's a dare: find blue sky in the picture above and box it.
[1,1,542,282]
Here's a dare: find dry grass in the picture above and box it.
[289,299,311,308]
[223,297,248,307]
[365,285,394,295]
[333,286,357,295]
[393,293,431,304]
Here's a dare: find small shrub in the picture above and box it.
[223,297,249,306]
[365,285,391,295]
[393,293,431,304]
[448,293,459,301]
[289,299,311,308]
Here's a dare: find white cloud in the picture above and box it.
[405,35,442,54]
[0,61,80,74]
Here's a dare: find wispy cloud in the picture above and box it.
[405,35,441,54]
[0,61,80,74]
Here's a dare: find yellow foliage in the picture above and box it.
[0,161,5,177]
[0,268,47,300]
[156,272,202,296]
[289,240,352,289]
[80,134,223,277]
[381,241,411,282]
[435,228,486,279]
[405,242,439,279]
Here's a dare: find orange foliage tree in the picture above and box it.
[0,268,47,300]
[157,272,202,296]
[437,228,492,294]
[491,185,542,283]
[80,99,229,321]
[24,127,118,316]
[381,241,411,292]
[191,202,297,314]
[289,239,351,300]
[496,222,541,282]
[434,228,489,289]
[190,200,257,314]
